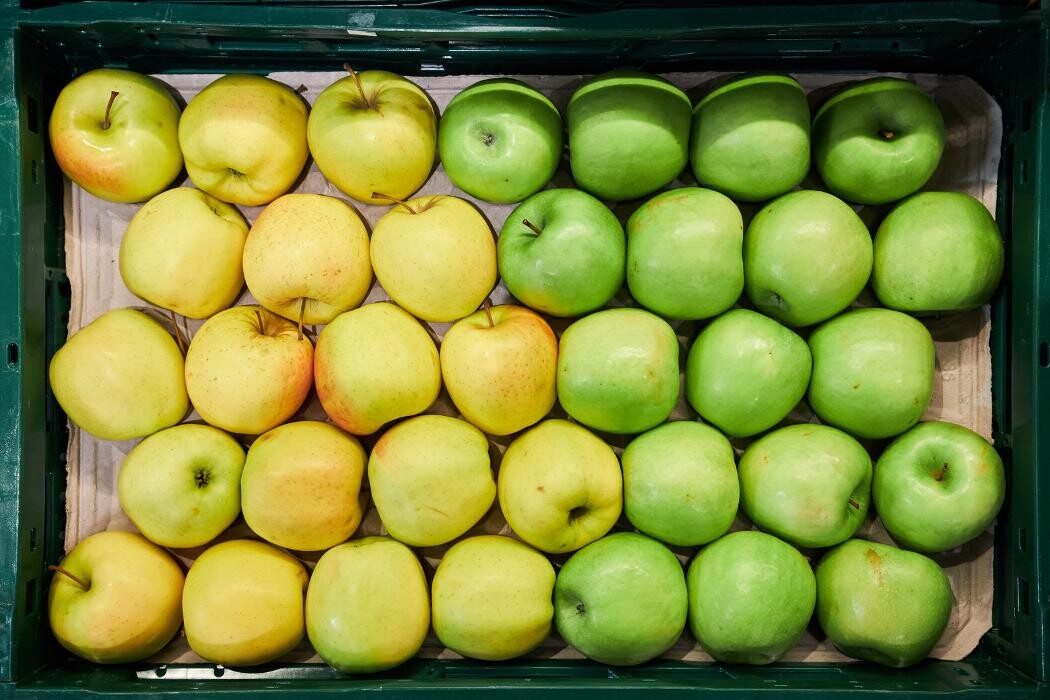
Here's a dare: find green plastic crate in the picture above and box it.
[1,2,1048,697]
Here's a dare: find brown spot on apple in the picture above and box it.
[866,548,883,586]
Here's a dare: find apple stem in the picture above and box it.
[879,129,895,140]
[343,63,372,107]
[255,308,264,331]
[848,498,861,510]
[482,298,495,328]
[372,191,416,214]
[101,90,119,130]
[295,84,308,95]
[522,219,543,236]
[297,298,307,341]
[169,310,186,355]
[48,565,88,590]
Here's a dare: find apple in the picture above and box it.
[555,532,687,666]
[567,71,690,201]
[622,421,737,547]
[808,308,935,439]
[49,308,187,441]
[497,419,622,554]
[439,303,557,436]
[48,531,183,664]
[873,192,1005,314]
[690,73,810,202]
[117,423,245,548]
[686,530,815,665]
[368,415,495,547]
[241,421,365,552]
[242,193,373,326]
[369,195,496,323]
[815,539,952,668]
[49,68,182,203]
[306,537,429,673]
[438,78,562,203]
[182,539,309,666]
[119,187,248,319]
[874,421,1005,553]
[308,68,436,205]
[315,302,441,435]
[685,308,811,438]
[431,535,556,661]
[497,188,625,317]
[626,187,743,320]
[739,424,872,549]
[184,305,313,436]
[812,77,946,205]
[557,307,679,434]
[179,73,308,206]
[744,190,872,327]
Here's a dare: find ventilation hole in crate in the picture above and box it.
[891,40,901,51]
[31,159,38,185]
[7,342,18,367]
[24,577,37,615]
[147,33,159,44]
[213,666,226,678]
[26,94,38,134]
[29,527,37,551]
[1022,97,1032,133]
[1039,341,1048,368]
[1020,160,1028,185]
[1018,577,1031,615]
[831,41,842,52]
[1018,528,1026,552]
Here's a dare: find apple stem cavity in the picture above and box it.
[372,191,417,214]
[343,63,373,108]
[101,90,119,130]
[522,218,543,237]
[879,128,895,140]
[297,297,307,341]
[48,565,88,590]
[482,298,495,328]
[169,310,186,355]
[933,462,949,481]
[848,498,861,510]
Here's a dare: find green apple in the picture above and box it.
[557,308,679,434]
[816,539,952,667]
[117,424,245,548]
[438,78,562,203]
[685,309,811,438]
[306,537,429,673]
[242,193,373,325]
[555,532,687,666]
[808,308,935,439]
[622,421,738,547]
[744,190,872,327]
[440,303,557,436]
[369,415,495,547]
[48,531,183,664]
[739,424,872,549]
[241,421,365,552]
[49,68,182,203]
[812,77,946,205]
[308,69,436,205]
[119,187,248,319]
[315,302,441,435]
[370,195,496,323]
[687,530,816,665]
[431,535,555,661]
[49,308,188,441]
[183,539,309,666]
[184,305,313,436]
[179,74,308,206]
[498,419,622,554]
[874,421,1005,553]
[626,187,743,320]
[567,71,690,201]
[690,73,810,202]
[873,192,1005,314]
[497,188,625,317]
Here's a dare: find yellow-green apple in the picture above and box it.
[119,187,248,319]
[567,71,690,201]
[184,305,312,435]
[816,539,952,667]
[626,187,743,320]
[118,423,245,548]
[49,308,187,441]
[439,304,557,436]
[315,302,441,435]
[48,531,183,664]
[49,68,182,203]
[874,421,1005,553]
[498,419,622,553]
[557,308,679,434]
[687,530,815,664]
[182,539,308,666]
[179,74,308,206]
[308,69,436,205]
[306,537,429,673]
[431,535,555,661]
[744,190,872,327]
[369,195,496,323]
[685,309,811,438]
[241,421,365,552]
[808,308,935,439]
[874,192,1004,314]
[555,532,687,666]
[622,421,737,547]
[438,78,562,204]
